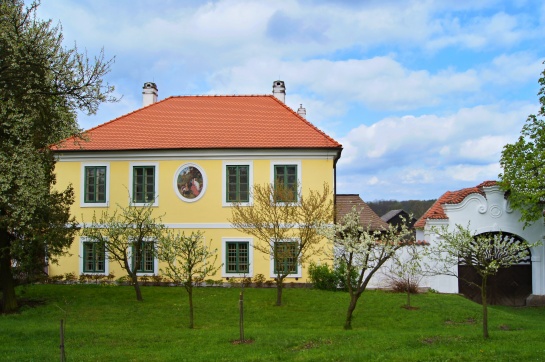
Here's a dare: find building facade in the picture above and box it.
[51,81,342,282]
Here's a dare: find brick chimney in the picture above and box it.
[272,80,285,103]
[142,82,158,107]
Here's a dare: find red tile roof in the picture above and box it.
[53,95,342,151]
[414,181,498,229]
[336,194,389,231]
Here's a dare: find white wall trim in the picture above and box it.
[55,148,340,162]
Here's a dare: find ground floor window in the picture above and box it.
[226,241,249,274]
[274,241,298,274]
[83,241,105,273]
[134,241,155,273]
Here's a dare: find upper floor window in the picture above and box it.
[226,165,249,203]
[222,161,253,206]
[84,166,106,203]
[274,164,298,202]
[133,166,155,204]
[81,163,110,207]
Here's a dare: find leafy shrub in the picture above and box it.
[253,274,266,287]
[205,279,215,286]
[264,280,274,288]
[151,275,163,285]
[64,273,77,282]
[335,260,358,292]
[242,277,252,288]
[214,279,224,286]
[229,278,240,287]
[308,262,338,291]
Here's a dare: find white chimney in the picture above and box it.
[297,104,306,118]
[272,80,285,103]
[142,82,158,107]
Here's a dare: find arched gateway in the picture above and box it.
[415,181,545,306]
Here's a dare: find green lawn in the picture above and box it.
[1,284,545,361]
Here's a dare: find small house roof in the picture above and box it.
[336,194,389,231]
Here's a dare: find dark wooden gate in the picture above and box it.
[458,232,531,307]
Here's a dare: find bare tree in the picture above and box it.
[321,207,414,329]
[230,183,333,306]
[157,230,221,329]
[81,200,164,301]
[384,241,426,309]
[425,224,539,338]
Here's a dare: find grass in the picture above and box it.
[1,284,545,361]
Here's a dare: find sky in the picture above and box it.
[37,0,544,201]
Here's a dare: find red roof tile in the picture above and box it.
[414,181,498,229]
[336,194,389,231]
[53,95,342,151]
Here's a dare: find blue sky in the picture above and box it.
[38,0,544,201]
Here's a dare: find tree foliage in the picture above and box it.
[499,64,545,225]
[157,230,221,329]
[0,0,115,313]
[81,200,165,302]
[230,182,333,306]
[425,224,539,338]
[321,206,414,329]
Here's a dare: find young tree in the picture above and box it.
[0,0,115,312]
[157,230,221,329]
[81,201,164,302]
[230,183,333,306]
[425,224,539,338]
[499,64,545,225]
[384,241,426,309]
[321,207,414,329]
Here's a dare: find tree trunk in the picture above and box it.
[406,276,411,307]
[481,277,489,339]
[188,285,194,329]
[275,278,283,306]
[344,294,359,330]
[130,273,143,301]
[0,227,18,313]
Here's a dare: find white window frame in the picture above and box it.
[79,236,109,276]
[221,237,254,278]
[222,161,253,207]
[129,162,159,206]
[269,238,302,278]
[270,160,302,206]
[128,238,159,276]
[80,162,110,207]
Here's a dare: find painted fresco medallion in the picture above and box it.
[174,163,206,202]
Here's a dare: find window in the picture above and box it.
[222,237,253,277]
[274,164,298,202]
[274,242,298,274]
[81,163,109,207]
[84,166,106,203]
[226,165,249,203]
[82,241,105,273]
[134,241,155,274]
[226,242,249,274]
[133,166,155,203]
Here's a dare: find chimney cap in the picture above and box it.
[143,82,158,90]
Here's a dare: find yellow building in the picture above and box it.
[51,81,342,282]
